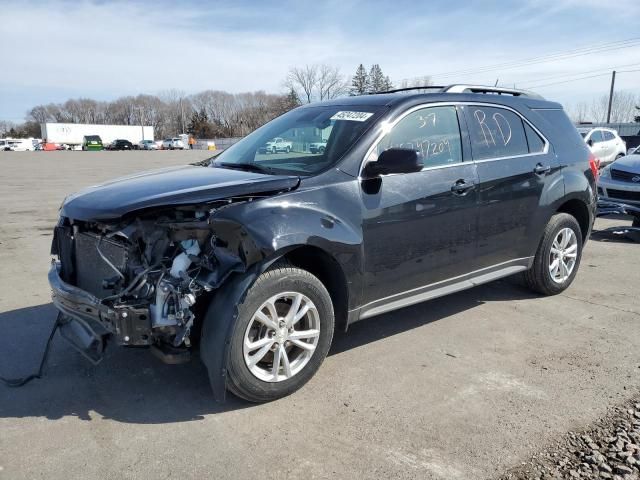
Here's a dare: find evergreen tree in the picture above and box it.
[284,87,301,110]
[383,75,394,92]
[350,64,369,96]
[368,64,386,93]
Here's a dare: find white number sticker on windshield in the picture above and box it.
[330,111,374,122]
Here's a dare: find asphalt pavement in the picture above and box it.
[0,151,639,480]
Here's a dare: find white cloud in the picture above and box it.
[0,0,639,119]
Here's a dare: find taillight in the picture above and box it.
[588,153,599,180]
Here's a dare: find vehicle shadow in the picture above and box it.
[0,279,537,424]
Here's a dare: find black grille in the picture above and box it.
[611,169,640,183]
[606,189,640,202]
[74,233,128,298]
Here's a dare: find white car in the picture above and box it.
[139,139,158,150]
[264,137,292,154]
[162,138,185,150]
[578,127,626,167]
[598,153,640,206]
[0,138,36,151]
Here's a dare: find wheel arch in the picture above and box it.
[556,198,591,242]
[280,245,349,333]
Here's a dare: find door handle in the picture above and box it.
[533,163,551,175]
[451,179,475,195]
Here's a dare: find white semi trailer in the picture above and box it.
[40,123,154,148]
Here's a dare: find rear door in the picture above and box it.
[587,130,607,163]
[601,131,617,163]
[462,104,557,269]
[360,105,480,305]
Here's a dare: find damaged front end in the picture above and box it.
[49,203,249,364]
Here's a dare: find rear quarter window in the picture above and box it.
[466,106,529,160]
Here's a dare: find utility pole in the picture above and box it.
[606,70,616,123]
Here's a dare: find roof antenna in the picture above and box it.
[494,78,499,86]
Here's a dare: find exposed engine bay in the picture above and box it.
[50,201,252,363]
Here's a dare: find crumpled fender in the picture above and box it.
[199,260,274,402]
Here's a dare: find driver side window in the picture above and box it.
[376,106,463,168]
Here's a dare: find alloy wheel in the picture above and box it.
[243,292,320,382]
[549,227,578,284]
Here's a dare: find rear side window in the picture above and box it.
[602,131,615,141]
[524,122,545,153]
[376,105,463,168]
[467,106,529,160]
[590,130,604,143]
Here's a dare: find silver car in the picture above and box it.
[139,140,158,150]
[598,153,640,206]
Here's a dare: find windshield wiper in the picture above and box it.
[216,162,275,174]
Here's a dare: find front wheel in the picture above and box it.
[226,263,335,402]
[524,213,583,295]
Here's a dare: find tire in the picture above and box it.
[285,146,291,153]
[524,213,583,295]
[272,147,277,154]
[615,153,624,161]
[319,146,325,154]
[226,263,335,402]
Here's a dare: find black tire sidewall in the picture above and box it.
[227,266,334,402]
[537,214,583,294]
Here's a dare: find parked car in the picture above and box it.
[107,139,134,151]
[0,138,35,151]
[598,152,640,207]
[162,138,185,150]
[138,139,158,150]
[264,137,292,153]
[49,85,596,403]
[82,135,104,151]
[0,139,15,151]
[309,140,327,154]
[577,127,626,167]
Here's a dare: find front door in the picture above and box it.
[360,105,479,306]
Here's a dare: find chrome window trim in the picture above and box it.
[358,101,550,178]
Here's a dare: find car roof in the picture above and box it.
[301,90,561,111]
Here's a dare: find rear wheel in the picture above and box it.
[524,213,583,295]
[633,218,640,228]
[226,263,334,403]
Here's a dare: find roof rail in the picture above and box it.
[371,85,445,95]
[442,84,545,100]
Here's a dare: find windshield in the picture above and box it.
[212,105,384,175]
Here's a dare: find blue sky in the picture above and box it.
[1,0,639,122]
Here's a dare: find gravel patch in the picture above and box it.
[500,394,640,479]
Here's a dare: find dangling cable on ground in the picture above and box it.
[0,314,62,387]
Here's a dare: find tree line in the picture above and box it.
[1,63,401,140]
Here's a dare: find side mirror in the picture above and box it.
[587,139,594,147]
[362,148,423,179]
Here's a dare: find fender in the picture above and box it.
[208,183,365,310]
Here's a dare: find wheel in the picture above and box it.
[524,213,583,295]
[225,263,335,402]
[285,146,291,153]
[319,146,325,154]
[615,153,624,161]
[272,147,277,154]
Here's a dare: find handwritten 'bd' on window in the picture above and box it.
[472,109,512,147]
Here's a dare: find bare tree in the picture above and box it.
[286,65,318,104]
[317,64,349,100]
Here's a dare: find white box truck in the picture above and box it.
[40,123,154,149]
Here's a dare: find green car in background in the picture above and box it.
[82,135,104,151]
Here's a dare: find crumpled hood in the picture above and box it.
[61,165,300,221]
[611,154,640,172]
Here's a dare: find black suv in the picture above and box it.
[49,85,598,402]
